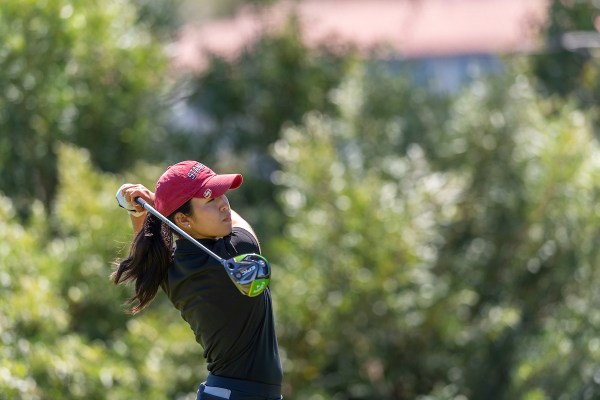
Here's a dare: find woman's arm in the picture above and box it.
[231,209,259,243]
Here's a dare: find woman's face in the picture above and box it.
[176,195,233,239]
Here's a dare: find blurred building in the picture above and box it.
[170,0,548,92]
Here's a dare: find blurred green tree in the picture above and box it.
[132,0,184,39]
[270,66,600,399]
[0,0,168,216]
[0,144,203,399]
[531,0,600,128]
[165,16,356,235]
[176,0,278,21]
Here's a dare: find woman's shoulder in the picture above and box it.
[227,227,261,255]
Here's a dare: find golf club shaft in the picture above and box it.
[135,197,226,265]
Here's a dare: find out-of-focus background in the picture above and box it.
[2,0,600,399]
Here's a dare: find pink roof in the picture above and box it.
[171,0,549,72]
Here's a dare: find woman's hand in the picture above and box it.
[118,183,155,214]
[116,183,155,233]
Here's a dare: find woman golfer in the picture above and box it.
[114,160,283,400]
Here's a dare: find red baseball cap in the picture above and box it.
[154,161,243,217]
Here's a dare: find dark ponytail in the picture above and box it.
[112,200,193,314]
[112,214,172,314]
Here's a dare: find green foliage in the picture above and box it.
[0,0,168,215]
[166,17,356,235]
[131,0,184,39]
[184,15,353,152]
[271,67,600,399]
[178,0,278,20]
[428,74,600,399]
[530,0,600,122]
[0,145,202,399]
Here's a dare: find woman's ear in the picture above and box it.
[174,212,191,228]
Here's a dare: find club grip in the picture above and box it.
[134,197,148,207]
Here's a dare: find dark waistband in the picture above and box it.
[206,374,281,398]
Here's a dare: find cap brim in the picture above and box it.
[194,174,243,199]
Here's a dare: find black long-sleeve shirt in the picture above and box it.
[162,227,282,385]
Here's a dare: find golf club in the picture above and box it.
[132,197,271,297]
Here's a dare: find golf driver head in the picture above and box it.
[225,253,271,297]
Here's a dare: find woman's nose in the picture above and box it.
[218,195,230,211]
